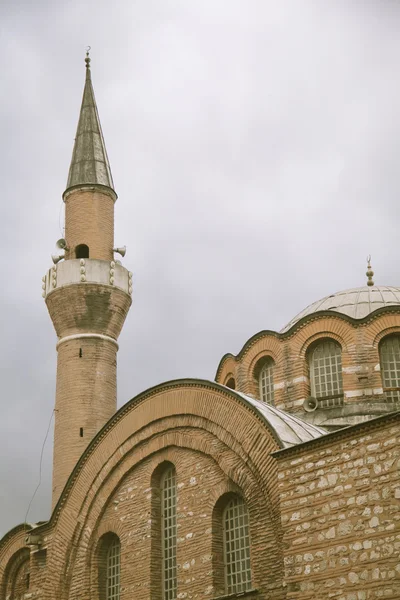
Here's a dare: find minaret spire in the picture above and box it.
[66,49,115,193]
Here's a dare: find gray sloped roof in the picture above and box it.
[230,389,326,447]
[65,57,114,193]
[281,286,400,333]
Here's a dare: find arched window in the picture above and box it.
[226,377,236,390]
[106,537,120,600]
[161,466,177,600]
[4,549,30,600]
[309,339,343,407]
[75,244,89,259]
[97,533,121,600]
[258,359,275,405]
[223,496,252,595]
[11,559,30,599]
[380,335,400,402]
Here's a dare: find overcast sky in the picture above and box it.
[1,0,399,537]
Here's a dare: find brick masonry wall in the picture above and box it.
[64,187,115,261]
[79,446,274,600]
[52,337,118,509]
[274,413,400,600]
[216,313,400,417]
[45,283,131,509]
[9,383,286,600]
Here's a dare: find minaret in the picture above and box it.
[43,53,132,509]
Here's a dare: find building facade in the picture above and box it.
[1,56,399,600]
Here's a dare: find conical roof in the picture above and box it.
[65,54,115,193]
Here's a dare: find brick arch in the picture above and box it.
[238,337,283,397]
[0,528,30,600]
[298,330,346,359]
[216,357,237,386]
[93,518,125,543]
[1,547,30,600]
[248,348,279,379]
[71,439,270,600]
[49,424,281,599]
[243,337,282,373]
[40,381,285,600]
[222,372,236,388]
[372,326,400,349]
[288,317,353,357]
[77,419,273,532]
[91,530,121,600]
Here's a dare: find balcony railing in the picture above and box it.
[42,259,132,299]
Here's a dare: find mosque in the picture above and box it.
[1,54,399,600]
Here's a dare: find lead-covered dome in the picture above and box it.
[281,286,400,333]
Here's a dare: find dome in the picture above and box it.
[281,286,400,333]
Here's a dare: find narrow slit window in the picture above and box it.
[106,537,120,600]
[161,467,177,600]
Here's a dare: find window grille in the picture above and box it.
[13,560,30,598]
[380,336,400,402]
[161,467,177,600]
[258,360,274,404]
[106,537,120,600]
[310,340,343,403]
[223,496,252,595]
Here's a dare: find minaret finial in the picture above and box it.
[85,46,91,78]
[366,255,374,287]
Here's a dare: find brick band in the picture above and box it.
[56,333,119,350]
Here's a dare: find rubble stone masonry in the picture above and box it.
[274,412,400,600]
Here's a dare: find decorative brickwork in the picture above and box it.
[216,313,400,428]
[0,383,286,600]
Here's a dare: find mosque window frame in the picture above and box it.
[5,549,30,600]
[222,495,252,595]
[379,334,400,403]
[254,356,275,405]
[97,532,121,600]
[308,338,344,408]
[106,537,121,600]
[161,466,177,600]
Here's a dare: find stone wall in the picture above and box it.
[274,412,400,600]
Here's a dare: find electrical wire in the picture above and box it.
[24,409,55,528]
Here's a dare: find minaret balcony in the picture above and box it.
[42,259,132,299]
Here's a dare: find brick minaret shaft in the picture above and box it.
[45,53,132,509]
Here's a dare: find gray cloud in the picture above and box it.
[1,0,399,536]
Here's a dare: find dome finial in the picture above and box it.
[366,255,374,287]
